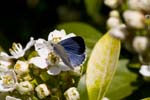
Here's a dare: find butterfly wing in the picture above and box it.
[56,36,86,68]
[59,36,85,55]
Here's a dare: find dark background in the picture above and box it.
[0,0,110,50]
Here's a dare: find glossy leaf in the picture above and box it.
[142,98,150,100]
[77,74,89,100]
[105,59,138,100]
[86,33,121,100]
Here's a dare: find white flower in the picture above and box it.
[0,52,12,72]
[29,29,75,75]
[109,24,128,40]
[8,37,35,59]
[123,10,145,29]
[107,17,121,28]
[0,70,17,92]
[48,29,75,43]
[139,65,150,77]
[34,38,52,59]
[5,96,21,100]
[14,60,29,75]
[17,81,33,95]
[139,0,150,12]
[64,87,80,100]
[109,10,120,18]
[47,60,70,75]
[128,0,150,12]
[35,84,50,99]
[29,57,48,69]
[133,36,148,54]
[128,0,142,10]
[104,0,120,8]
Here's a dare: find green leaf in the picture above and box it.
[105,59,138,100]
[86,33,121,100]
[57,22,102,57]
[142,97,150,100]
[77,74,89,100]
[84,0,102,17]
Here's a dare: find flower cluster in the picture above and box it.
[104,0,150,79]
[0,29,82,100]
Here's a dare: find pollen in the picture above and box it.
[52,37,61,43]
[48,52,60,65]
[3,75,13,85]
[14,63,21,70]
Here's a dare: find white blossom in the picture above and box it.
[48,29,75,43]
[35,84,50,99]
[109,24,128,40]
[123,10,145,29]
[109,10,120,18]
[14,60,29,75]
[107,17,121,28]
[29,29,75,75]
[139,65,150,77]
[5,96,21,100]
[17,81,33,95]
[34,38,51,59]
[139,0,150,12]
[47,60,70,75]
[128,0,150,12]
[104,0,120,8]
[133,36,148,54]
[29,57,48,69]
[0,70,17,92]
[0,52,12,72]
[64,87,80,100]
[8,37,35,59]
[128,0,142,10]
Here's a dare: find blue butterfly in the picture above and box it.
[52,36,86,69]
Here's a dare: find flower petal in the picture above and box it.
[47,66,61,75]
[58,61,70,71]
[24,37,35,51]
[61,33,76,41]
[48,29,66,41]
[34,39,50,58]
[29,57,48,69]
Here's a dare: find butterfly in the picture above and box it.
[51,36,86,69]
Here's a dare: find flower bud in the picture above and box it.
[133,36,148,54]
[107,17,120,28]
[17,81,33,95]
[123,10,145,29]
[64,87,80,100]
[35,84,50,99]
[140,0,150,12]
[109,10,120,18]
[14,60,29,75]
[104,0,120,8]
[109,24,128,40]
[128,0,142,10]
[139,65,150,81]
